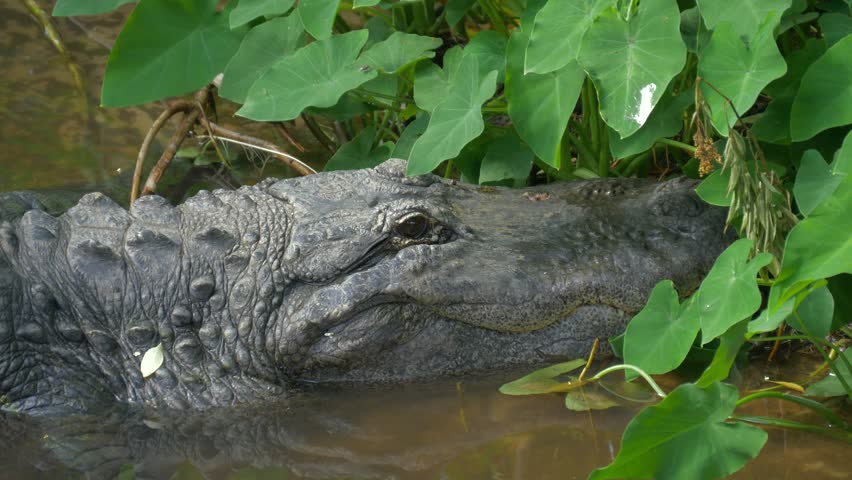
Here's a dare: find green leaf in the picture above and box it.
[819,12,852,48]
[446,0,476,25]
[499,359,586,395]
[770,175,852,309]
[101,0,245,107]
[752,39,827,143]
[53,0,133,16]
[297,0,339,40]
[392,114,429,159]
[506,29,583,167]
[407,56,498,175]
[238,30,376,121]
[590,382,767,480]
[806,349,852,397]
[229,0,294,28]
[324,126,394,171]
[525,0,613,74]
[413,63,449,113]
[828,274,852,332]
[694,239,773,343]
[465,31,508,83]
[623,281,699,378]
[793,149,845,216]
[578,0,687,139]
[696,320,748,388]
[359,32,442,74]
[695,0,790,38]
[698,17,787,135]
[680,7,711,53]
[834,129,852,175]
[608,91,693,159]
[748,297,794,334]
[220,14,305,103]
[787,286,834,338]
[479,129,534,184]
[564,386,622,411]
[695,169,732,206]
[353,0,381,7]
[790,35,852,141]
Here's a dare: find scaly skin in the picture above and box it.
[0,159,732,414]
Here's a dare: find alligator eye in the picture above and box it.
[395,213,430,239]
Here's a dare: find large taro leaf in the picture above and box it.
[499,359,586,395]
[297,0,339,40]
[770,175,852,311]
[751,39,827,143]
[358,32,442,74]
[790,35,852,141]
[406,56,498,176]
[787,286,835,338]
[506,28,584,167]
[793,149,846,216]
[696,320,748,387]
[478,129,535,184]
[219,14,305,103]
[53,0,133,16]
[324,126,394,171]
[695,0,790,38]
[819,13,852,48]
[589,382,767,480]
[464,31,508,83]
[608,91,693,159]
[806,349,852,397]
[101,0,245,107]
[693,239,773,343]
[392,114,429,160]
[623,281,699,379]
[445,0,477,26]
[698,18,787,135]
[238,30,376,121]
[524,0,613,74]
[229,0,294,29]
[413,47,464,113]
[578,0,687,139]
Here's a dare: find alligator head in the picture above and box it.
[0,159,730,413]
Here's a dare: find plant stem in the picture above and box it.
[736,391,848,428]
[732,415,852,441]
[655,137,696,154]
[590,364,667,397]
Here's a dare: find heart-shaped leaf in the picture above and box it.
[525,0,614,74]
[102,0,245,106]
[590,382,767,480]
[238,30,376,121]
[578,0,687,138]
[499,359,586,395]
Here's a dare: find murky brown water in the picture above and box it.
[0,2,849,479]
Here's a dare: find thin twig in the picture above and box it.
[198,119,316,176]
[301,113,336,152]
[131,101,192,202]
[274,122,307,152]
[22,0,86,98]
[141,86,213,196]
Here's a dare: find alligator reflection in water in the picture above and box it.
[1,375,849,480]
[0,378,633,479]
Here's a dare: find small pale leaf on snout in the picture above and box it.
[140,343,165,378]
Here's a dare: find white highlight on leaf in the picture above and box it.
[140,343,164,378]
[631,83,657,126]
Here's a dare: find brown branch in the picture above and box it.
[131,101,191,202]
[140,87,211,197]
[274,122,306,153]
[198,118,315,176]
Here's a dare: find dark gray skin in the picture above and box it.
[0,159,731,415]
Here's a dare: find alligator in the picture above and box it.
[0,159,731,415]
